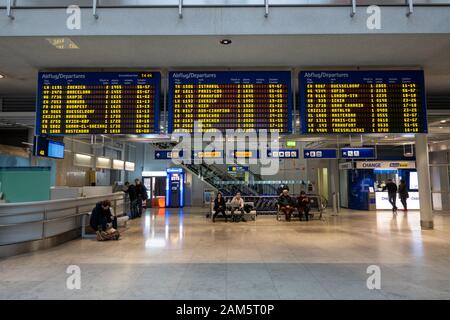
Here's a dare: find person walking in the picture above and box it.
[134,179,148,218]
[383,179,398,212]
[398,179,409,212]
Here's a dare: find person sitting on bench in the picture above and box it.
[230,192,245,222]
[213,192,227,222]
[278,189,295,221]
[297,191,311,221]
[89,200,120,241]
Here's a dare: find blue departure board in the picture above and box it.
[168,71,292,133]
[299,70,427,134]
[36,72,161,135]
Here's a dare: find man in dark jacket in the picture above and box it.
[297,191,311,221]
[124,181,138,219]
[278,189,295,221]
[134,179,148,217]
[383,179,398,211]
[89,200,117,232]
[398,179,409,212]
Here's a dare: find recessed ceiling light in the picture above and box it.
[440,120,447,124]
[220,39,232,45]
[0,74,4,79]
[439,126,444,129]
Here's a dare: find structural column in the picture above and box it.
[415,133,433,229]
[329,159,340,213]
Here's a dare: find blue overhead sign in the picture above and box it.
[155,150,183,160]
[304,149,337,159]
[268,149,299,159]
[340,148,376,159]
[228,166,249,173]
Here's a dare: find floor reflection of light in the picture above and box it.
[144,213,151,236]
[179,208,184,241]
[411,231,424,257]
[145,238,166,248]
[165,210,170,241]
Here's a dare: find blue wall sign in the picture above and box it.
[227,166,249,173]
[268,149,299,159]
[341,148,376,159]
[303,149,337,159]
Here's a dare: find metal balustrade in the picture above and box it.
[0,192,127,247]
[2,0,450,20]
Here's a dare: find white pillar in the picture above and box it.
[415,133,433,229]
[329,159,340,212]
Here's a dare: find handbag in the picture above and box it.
[244,204,253,213]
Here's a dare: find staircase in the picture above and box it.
[152,142,279,196]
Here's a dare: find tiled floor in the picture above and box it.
[1,207,450,300]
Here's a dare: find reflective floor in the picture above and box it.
[1,207,450,300]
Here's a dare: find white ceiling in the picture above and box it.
[1,34,450,96]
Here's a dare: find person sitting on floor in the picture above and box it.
[213,192,227,222]
[230,192,245,222]
[278,189,295,221]
[297,191,311,221]
[89,200,120,241]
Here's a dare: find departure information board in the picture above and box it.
[36,72,160,135]
[168,71,292,133]
[299,71,427,134]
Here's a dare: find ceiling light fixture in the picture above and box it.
[220,39,232,45]
[440,120,447,124]
[0,74,4,79]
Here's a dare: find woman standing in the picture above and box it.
[398,179,409,212]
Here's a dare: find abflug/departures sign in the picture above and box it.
[168,71,293,134]
[299,70,427,134]
[35,71,161,135]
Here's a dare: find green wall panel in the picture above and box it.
[0,167,51,203]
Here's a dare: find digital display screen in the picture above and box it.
[36,72,160,135]
[33,136,65,159]
[299,71,427,134]
[168,71,292,133]
[48,140,65,158]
